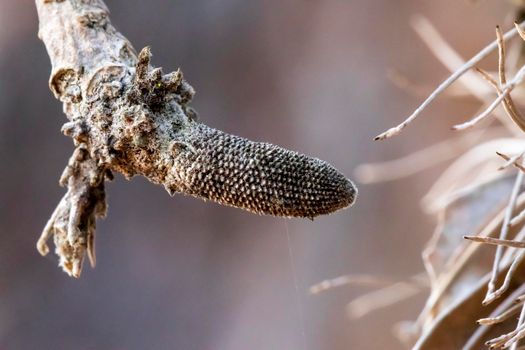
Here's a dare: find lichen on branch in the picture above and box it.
[35,0,356,277]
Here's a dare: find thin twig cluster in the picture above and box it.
[375,19,525,350]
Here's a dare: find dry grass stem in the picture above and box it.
[476,67,500,90]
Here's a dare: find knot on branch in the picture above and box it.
[129,47,195,110]
[50,68,82,102]
[77,7,109,28]
[61,120,89,144]
[37,145,108,278]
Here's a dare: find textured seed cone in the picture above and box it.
[170,123,357,218]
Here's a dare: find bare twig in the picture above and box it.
[516,21,525,42]
[510,304,525,350]
[478,301,524,325]
[451,83,517,131]
[464,235,525,249]
[310,275,408,294]
[498,25,508,86]
[411,16,492,97]
[496,25,525,132]
[497,151,525,173]
[492,250,525,303]
[510,224,525,350]
[375,19,525,140]
[486,322,525,348]
[309,274,395,295]
[452,27,525,131]
[484,171,524,305]
[464,283,525,350]
[387,68,476,98]
[421,138,525,213]
[413,17,521,135]
[476,67,525,134]
[512,208,525,227]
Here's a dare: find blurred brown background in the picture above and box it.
[0,1,514,349]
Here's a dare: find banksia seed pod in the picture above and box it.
[169,122,357,218]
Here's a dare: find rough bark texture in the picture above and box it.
[35,0,357,277]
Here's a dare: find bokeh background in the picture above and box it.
[0,1,516,349]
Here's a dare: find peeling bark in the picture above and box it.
[35,0,356,277]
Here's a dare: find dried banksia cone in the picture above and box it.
[36,0,356,278]
[167,123,357,218]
